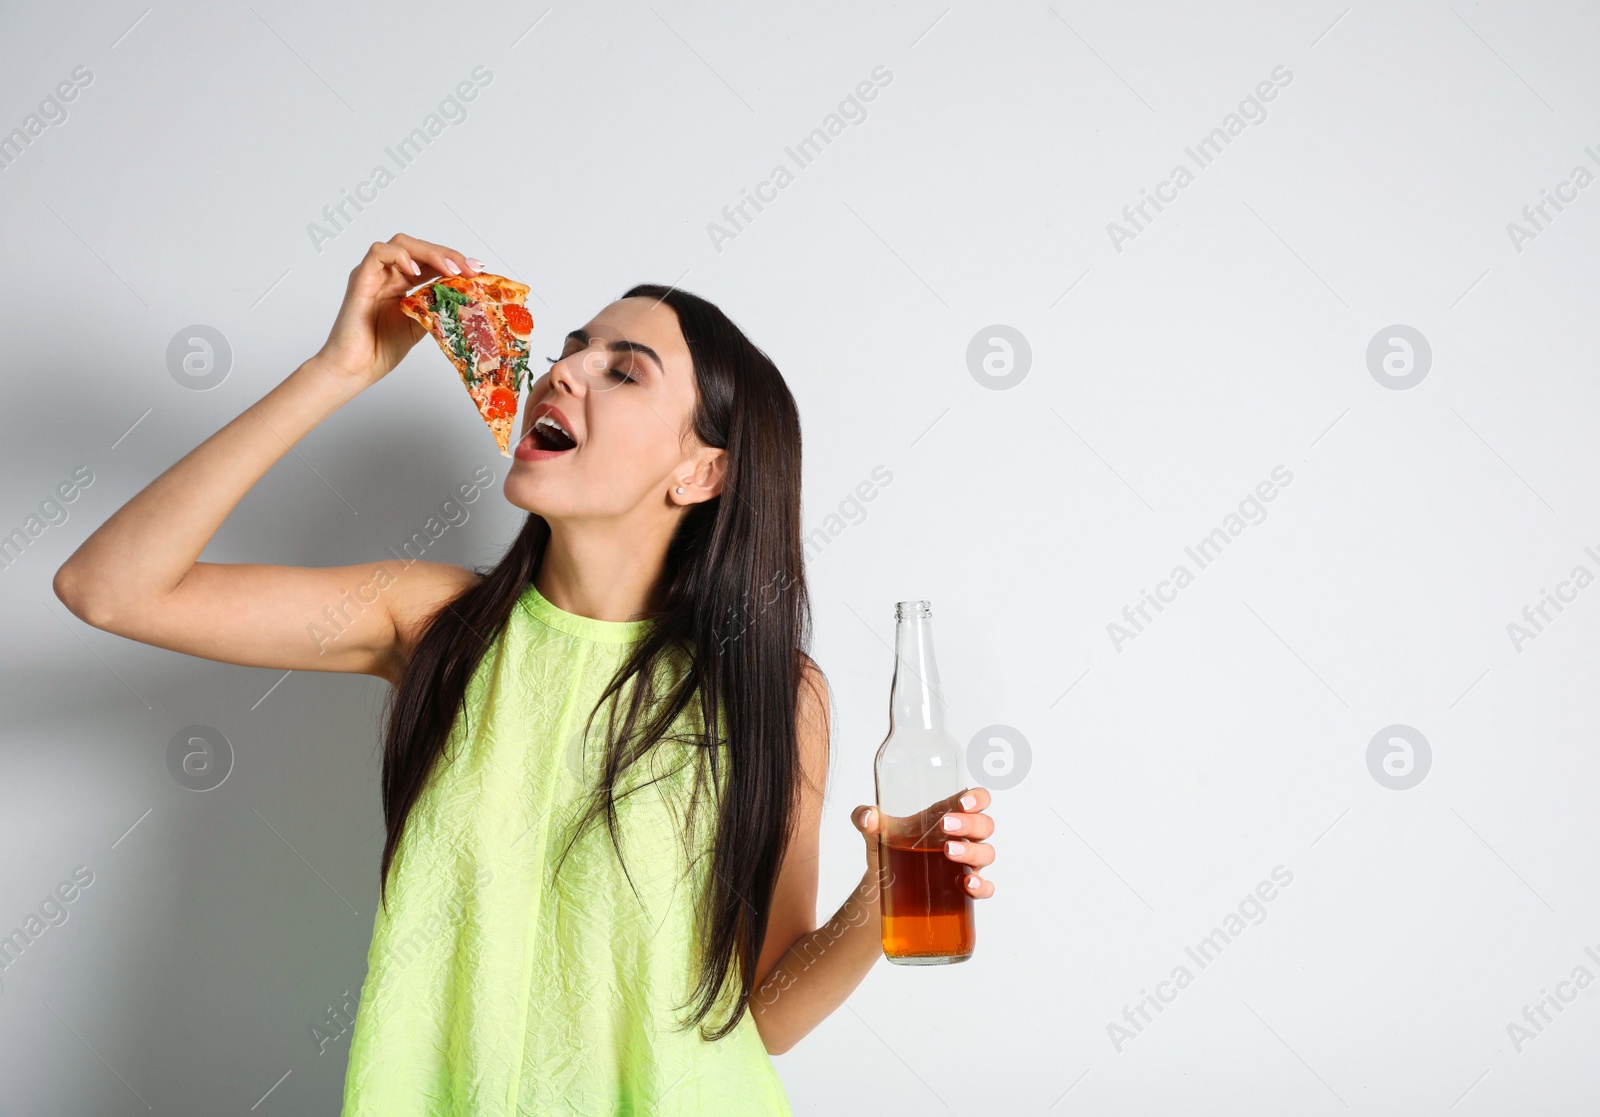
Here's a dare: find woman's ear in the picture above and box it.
[703,449,727,497]
[678,448,727,503]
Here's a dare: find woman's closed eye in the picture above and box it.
[545,355,638,384]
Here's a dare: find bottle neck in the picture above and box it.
[890,611,948,732]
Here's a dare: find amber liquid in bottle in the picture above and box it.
[881,840,977,959]
[873,600,975,965]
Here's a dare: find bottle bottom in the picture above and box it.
[885,951,973,966]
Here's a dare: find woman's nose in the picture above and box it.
[546,354,589,398]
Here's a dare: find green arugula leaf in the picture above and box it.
[431,283,472,310]
[430,284,476,381]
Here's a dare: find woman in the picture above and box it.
[53,233,997,1114]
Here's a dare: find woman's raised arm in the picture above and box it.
[53,235,485,686]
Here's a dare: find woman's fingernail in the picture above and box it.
[960,794,977,810]
[967,874,980,890]
[858,808,871,827]
[467,257,484,270]
[443,259,461,275]
[946,841,965,857]
[408,260,421,276]
[942,815,960,832]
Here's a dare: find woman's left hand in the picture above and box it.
[852,786,997,899]
[938,786,996,898]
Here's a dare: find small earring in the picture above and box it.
[675,486,685,494]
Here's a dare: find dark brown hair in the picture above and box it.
[376,283,811,1040]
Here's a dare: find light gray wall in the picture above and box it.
[3,1,1598,1113]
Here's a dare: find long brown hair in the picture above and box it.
[376,283,811,1040]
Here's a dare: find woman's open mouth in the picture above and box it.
[515,406,578,461]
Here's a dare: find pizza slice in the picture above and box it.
[400,272,535,456]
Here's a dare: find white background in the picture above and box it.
[2,1,1599,1113]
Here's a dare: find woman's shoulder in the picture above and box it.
[795,652,830,768]
[383,561,482,676]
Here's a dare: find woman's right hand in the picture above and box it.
[311,233,484,388]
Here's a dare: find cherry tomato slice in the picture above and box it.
[486,386,517,420]
[501,304,533,338]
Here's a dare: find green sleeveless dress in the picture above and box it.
[340,581,794,1116]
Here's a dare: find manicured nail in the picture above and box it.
[967,874,980,890]
[443,259,461,275]
[858,808,871,827]
[467,257,484,270]
[942,815,960,832]
[960,794,977,810]
[408,259,421,276]
[946,841,965,857]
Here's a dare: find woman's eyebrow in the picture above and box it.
[563,328,665,375]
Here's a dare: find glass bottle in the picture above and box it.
[873,600,975,964]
